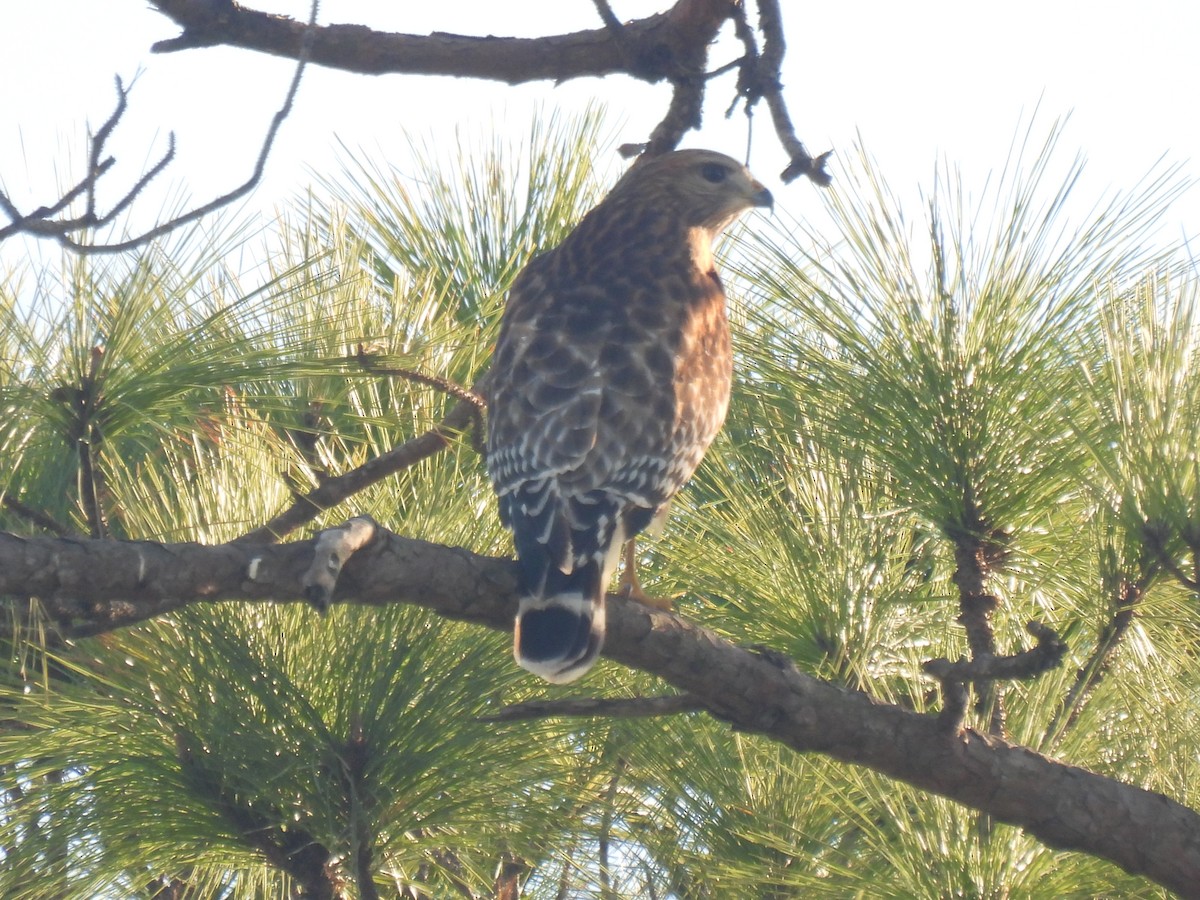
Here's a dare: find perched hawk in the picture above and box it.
[486,149,772,683]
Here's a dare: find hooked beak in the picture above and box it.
[750,184,774,211]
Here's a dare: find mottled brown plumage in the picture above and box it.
[487,149,772,683]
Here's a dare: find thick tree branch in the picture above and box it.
[146,0,834,180]
[148,0,725,84]
[2,528,1199,895]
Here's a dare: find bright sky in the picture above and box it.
[2,0,1198,273]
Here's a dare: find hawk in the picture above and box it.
[486,149,772,683]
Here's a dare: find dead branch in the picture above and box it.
[146,0,833,176]
[7,0,832,254]
[751,0,832,184]
[234,392,479,545]
[0,2,315,254]
[354,347,487,454]
[147,0,724,83]
[0,526,1198,895]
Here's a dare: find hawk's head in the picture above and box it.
[613,148,774,234]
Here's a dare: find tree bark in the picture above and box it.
[2,528,1199,896]
[147,0,732,84]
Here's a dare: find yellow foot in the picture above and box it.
[619,540,675,610]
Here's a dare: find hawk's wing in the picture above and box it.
[486,253,678,510]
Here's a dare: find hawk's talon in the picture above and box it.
[619,540,675,610]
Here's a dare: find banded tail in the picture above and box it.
[501,482,639,684]
[514,561,607,684]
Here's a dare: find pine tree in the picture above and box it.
[2,113,1197,898]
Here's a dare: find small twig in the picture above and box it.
[480,693,704,723]
[1044,573,1147,746]
[235,391,481,545]
[355,346,487,454]
[598,758,626,900]
[91,134,177,229]
[1143,522,1198,591]
[725,0,759,116]
[925,619,1067,734]
[1,497,72,537]
[753,0,833,186]
[0,1,318,253]
[85,74,132,223]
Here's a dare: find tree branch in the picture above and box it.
[145,0,834,181]
[751,0,832,185]
[1043,571,1147,747]
[175,727,337,899]
[1,496,72,537]
[923,621,1067,685]
[2,527,1199,895]
[235,394,479,545]
[924,620,1067,731]
[147,0,725,84]
[354,348,487,454]
[0,3,315,254]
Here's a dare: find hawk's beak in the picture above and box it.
[750,185,774,211]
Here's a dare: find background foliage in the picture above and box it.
[2,113,1198,898]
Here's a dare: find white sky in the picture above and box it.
[1,0,1198,272]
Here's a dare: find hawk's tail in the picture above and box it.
[514,561,606,684]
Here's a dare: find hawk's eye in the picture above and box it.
[700,163,730,184]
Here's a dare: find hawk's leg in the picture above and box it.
[619,539,674,610]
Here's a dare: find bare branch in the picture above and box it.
[355,347,487,454]
[8,0,832,252]
[146,0,726,83]
[235,392,480,545]
[752,0,833,185]
[0,3,316,254]
[644,73,708,156]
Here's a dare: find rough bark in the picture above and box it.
[147,0,731,84]
[2,528,1199,897]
